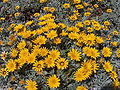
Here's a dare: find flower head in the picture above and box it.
[47,75,60,88]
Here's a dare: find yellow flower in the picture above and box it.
[113,31,118,36]
[34,13,40,17]
[38,21,46,25]
[25,80,37,90]
[84,33,96,46]
[15,6,20,10]
[98,0,103,1]
[25,20,34,26]
[76,86,88,90]
[89,48,100,59]
[39,47,48,57]
[0,28,3,33]
[53,38,61,44]
[68,49,81,61]
[104,21,110,25]
[33,35,47,45]
[14,12,20,17]
[47,75,60,88]
[111,42,118,47]
[106,9,112,13]
[68,32,79,40]
[116,48,120,58]
[86,27,93,32]
[83,2,89,6]
[96,37,104,44]
[60,30,68,36]
[1,51,8,60]
[27,54,36,64]
[113,79,120,87]
[74,67,91,82]
[0,68,8,77]
[47,23,58,29]
[93,24,101,30]
[58,23,66,29]
[69,15,78,21]
[75,4,84,9]
[39,0,47,3]
[46,30,58,39]
[103,61,113,72]
[67,26,80,32]
[49,7,56,12]
[6,59,16,72]
[44,56,55,68]
[14,24,24,32]
[2,0,9,3]
[84,20,90,25]
[83,47,100,59]
[49,49,60,60]
[0,17,5,21]
[18,56,27,65]
[94,4,99,8]
[84,12,91,16]
[19,48,29,58]
[75,22,83,27]
[10,24,16,28]
[43,7,49,11]
[109,71,118,80]
[90,60,99,73]
[63,3,70,8]
[73,0,81,4]
[33,60,44,72]
[56,58,68,70]
[17,40,26,50]
[102,47,112,57]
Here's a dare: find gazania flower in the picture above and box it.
[39,47,48,57]
[102,47,112,57]
[33,35,47,45]
[10,48,18,58]
[53,38,61,44]
[6,59,16,72]
[68,32,79,40]
[0,68,8,77]
[1,51,8,60]
[33,60,44,72]
[25,80,37,90]
[106,9,112,13]
[34,13,40,17]
[74,67,91,82]
[27,54,36,64]
[109,71,118,80]
[49,49,60,60]
[84,20,90,25]
[69,15,78,21]
[44,56,55,68]
[63,3,70,8]
[56,58,68,70]
[19,48,29,58]
[103,61,113,72]
[76,86,88,90]
[46,30,58,39]
[89,48,100,59]
[68,49,81,61]
[17,40,26,50]
[116,48,120,58]
[47,75,60,88]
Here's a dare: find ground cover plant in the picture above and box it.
[0,0,120,90]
